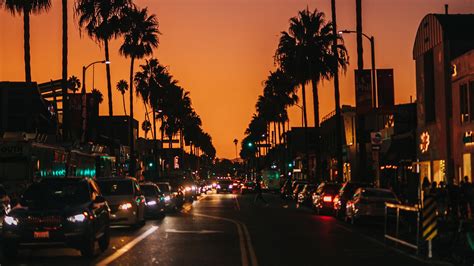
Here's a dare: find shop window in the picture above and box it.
[423,50,436,123]
[463,153,472,183]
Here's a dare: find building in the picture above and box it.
[320,105,357,181]
[451,50,474,183]
[286,127,317,180]
[413,13,474,185]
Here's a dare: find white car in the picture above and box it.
[345,187,400,224]
[97,177,146,227]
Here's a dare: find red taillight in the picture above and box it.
[323,196,332,202]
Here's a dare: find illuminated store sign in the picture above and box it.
[420,131,430,153]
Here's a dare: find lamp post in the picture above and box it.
[81,60,110,143]
[339,30,377,108]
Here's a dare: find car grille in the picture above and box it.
[21,215,62,228]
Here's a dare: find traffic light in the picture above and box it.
[247,142,253,148]
[288,162,293,168]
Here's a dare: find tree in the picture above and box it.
[142,120,151,139]
[3,0,51,82]
[116,79,128,115]
[75,0,131,116]
[91,88,103,104]
[120,5,159,175]
[276,8,348,180]
[68,75,81,94]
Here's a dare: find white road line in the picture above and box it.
[165,229,224,234]
[96,226,159,266]
[192,213,249,266]
[334,223,429,264]
[240,222,258,266]
[234,195,241,211]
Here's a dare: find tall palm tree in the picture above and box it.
[276,8,348,180]
[68,75,81,94]
[116,80,128,115]
[91,88,103,104]
[75,0,131,116]
[120,5,159,174]
[3,0,51,82]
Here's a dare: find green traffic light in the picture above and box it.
[247,142,253,147]
[149,162,153,167]
[288,163,293,168]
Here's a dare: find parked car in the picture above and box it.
[297,184,317,207]
[97,177,146,227]
[156,182,181,211]
[2,178,110,257]
[0,185,11,229]
[292,182,309,200]
[333,182,370,218]
[216,180,234,194]
[312,182,341,215]
[241,181,256,194]
[345,187,400,224]
[140,183,166,219]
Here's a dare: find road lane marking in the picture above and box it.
[234,195,241,211]
[96,226,159,266]
[241,223,258,266]
[192,213,250,266]
[165,229,224,234]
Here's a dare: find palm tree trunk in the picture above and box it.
[312,78,322,182]
[61,0,68,141]
[23,8,31,82]
[122,94,127,115]
[169,134,172,148]
[160,118,164,148]
[301,82,309,180]
[278,121,282,145]
[129,56,135,175]
[104,39,113,116]
[152,107,158,176]
[273,122,277,147]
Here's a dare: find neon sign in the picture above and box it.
[420,131,430,153]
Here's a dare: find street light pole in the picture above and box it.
[81,60,110,143]
[295,104,304,127]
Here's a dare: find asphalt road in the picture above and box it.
[0,191,437,266]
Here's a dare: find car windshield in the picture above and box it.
[141,185,158,197]
[363,189,396,199]
[157,184,170,192]
[97,180,134,196]
[21,181,90,207]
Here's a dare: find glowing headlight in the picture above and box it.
[119,202,133,210]
[216,185,221,189]
[147,200,157,206]
[4,216,19,226]
[164,196,171,201]
[67,212,88,223]
[185,187,192,192]
[192,186,196,190]
[229,185,233,189]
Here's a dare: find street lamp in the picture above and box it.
[81,60,110,142]
[339,30,377,108]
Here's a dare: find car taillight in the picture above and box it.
[323,195,332,202]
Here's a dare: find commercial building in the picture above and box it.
[413,13,474,184]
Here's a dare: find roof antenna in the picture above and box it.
[445,4,449,14]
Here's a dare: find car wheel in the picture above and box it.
[80,236,96,257]
[3,243,18,258]
[98,227,110,252]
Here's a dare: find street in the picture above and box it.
[1,192,431,266]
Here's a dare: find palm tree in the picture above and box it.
[91,88,103,104]
[276,8,348,180]
[142,120,151,139]
[116,80,128,115]
[68,75,81,94]
[120,5,159,174]
[3,0,51,82]
[75,0,131,116]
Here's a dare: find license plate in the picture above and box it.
[34,231,49,239]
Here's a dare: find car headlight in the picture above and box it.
[119,202,133,210]
[229,185,233,189]
[164,196,171,201]
[216,185,221,189]
[67,212,88,223]
[192,186,196,190]
[185,187,192,192]
[147,200,157,206]
[4,215,19,226]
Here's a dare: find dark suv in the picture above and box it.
[2,178,110,257]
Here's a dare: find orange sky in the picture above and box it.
[1,0,473,158]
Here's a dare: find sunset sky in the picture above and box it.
[1,0,473,158]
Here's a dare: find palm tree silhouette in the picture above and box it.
[120,5,159,174]
[3,0,51,82]
[116,80,128,116]
[276,8,348,180]
[68,75,81,94]
[91,88,103,104]
[142,120,151,139]
[75,0,131,116]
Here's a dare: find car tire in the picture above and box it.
[80,236,96,257]
[98,227,110,252]
[3,243,18,259]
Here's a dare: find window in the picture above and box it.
[423,50,436,123]
[460,81,474,124]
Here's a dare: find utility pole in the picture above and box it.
[331,0,344,182]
